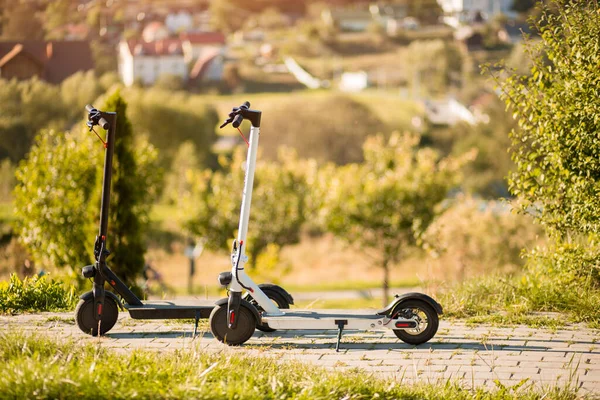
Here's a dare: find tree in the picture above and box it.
[499,0,600,238]
[408,0,443,25]
[323,133,472,304]
[0,0,44,40]
[14,91,159,284]
[0,78,67,162]
[185,147,315,274]
[100,90,160,286]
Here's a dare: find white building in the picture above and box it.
[180,32,226,64]
[437,0,516,27]
[118,39,187,86]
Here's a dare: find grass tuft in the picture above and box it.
[0,273,77,314]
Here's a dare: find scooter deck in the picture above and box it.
[125,300,215,320]
[262,309,389,330]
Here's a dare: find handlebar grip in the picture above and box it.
[241,101,250,109]
[85,104,95,113]
[232,114,244,128]
[98,117,110,130]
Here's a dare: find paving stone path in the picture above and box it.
[2,313,599,396]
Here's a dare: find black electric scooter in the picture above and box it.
[75,105,293,336]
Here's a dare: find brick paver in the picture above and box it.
[1,313,599,395]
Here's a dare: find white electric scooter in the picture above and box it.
[210,102,442,350]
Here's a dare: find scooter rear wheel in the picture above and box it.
[393,300,439,345]
[75,296,119,336]
[209,303,256,346]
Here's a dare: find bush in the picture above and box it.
[259,95,386,165]
[441,244,600,327]
[0,274,77,313]
[423,195,544,281]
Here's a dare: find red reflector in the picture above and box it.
[229,311,235,325]
[101,235,105,240]
[98,304,103,315]
[395,322,412,328]
[110,280,116,286]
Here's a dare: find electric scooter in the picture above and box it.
[75,105,293,336]
[210,102,442,350]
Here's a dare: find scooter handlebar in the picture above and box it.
[219,101,251,129]
[85,104,110,130]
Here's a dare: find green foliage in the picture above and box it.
[153,74,184,91]
[500,0,600,238]
[123,88,219,166]
[14,92,159,282]
[423,195,544,281]
[323,132,473,303]
[441,243,600,327]
[446,96,516,198]
[0,274,77,313]
[0,332,581,399]
[405,40,464,96]
[14,129,97,271]
[259,95,386,165]
[60,71,104,122]
[0,78,66,161]
[100,90,161,286]
[185,147,315,271]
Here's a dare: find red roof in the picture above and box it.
[126,39,184,56]
[0,41,94,84]
[179,32,225,45]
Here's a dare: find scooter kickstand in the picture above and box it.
[335,320,347,352]
[193,310,200,337]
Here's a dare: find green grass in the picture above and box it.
[0,274,78,314]
[440,272,600,329]
[0,331,582,400]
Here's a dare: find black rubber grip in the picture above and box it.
[98,117,109,130]
[241,101,250,109]
[232,114,244,128]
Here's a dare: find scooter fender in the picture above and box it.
[243,283,294,306]
[377,292,443,317]
[79,290,124,310]
[215,297,262,327]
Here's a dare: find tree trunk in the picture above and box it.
[382,258,389,307]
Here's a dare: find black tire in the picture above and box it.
[75,296,119,336]
[209,303,256,346]
[392,300,439,345]
[245,289,290,332]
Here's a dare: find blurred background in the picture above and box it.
[0,0,543,307]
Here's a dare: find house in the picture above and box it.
[118,39,187,86]
[118,31,227,87]
[0,41,94,84]
[180,32,226,64]
[142,21,170,42]
[369,2,414,35]
[437,0,516,27]
[321,7,373,32]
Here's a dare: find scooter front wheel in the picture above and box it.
[209,303,256,346]
[75,296,119,336]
